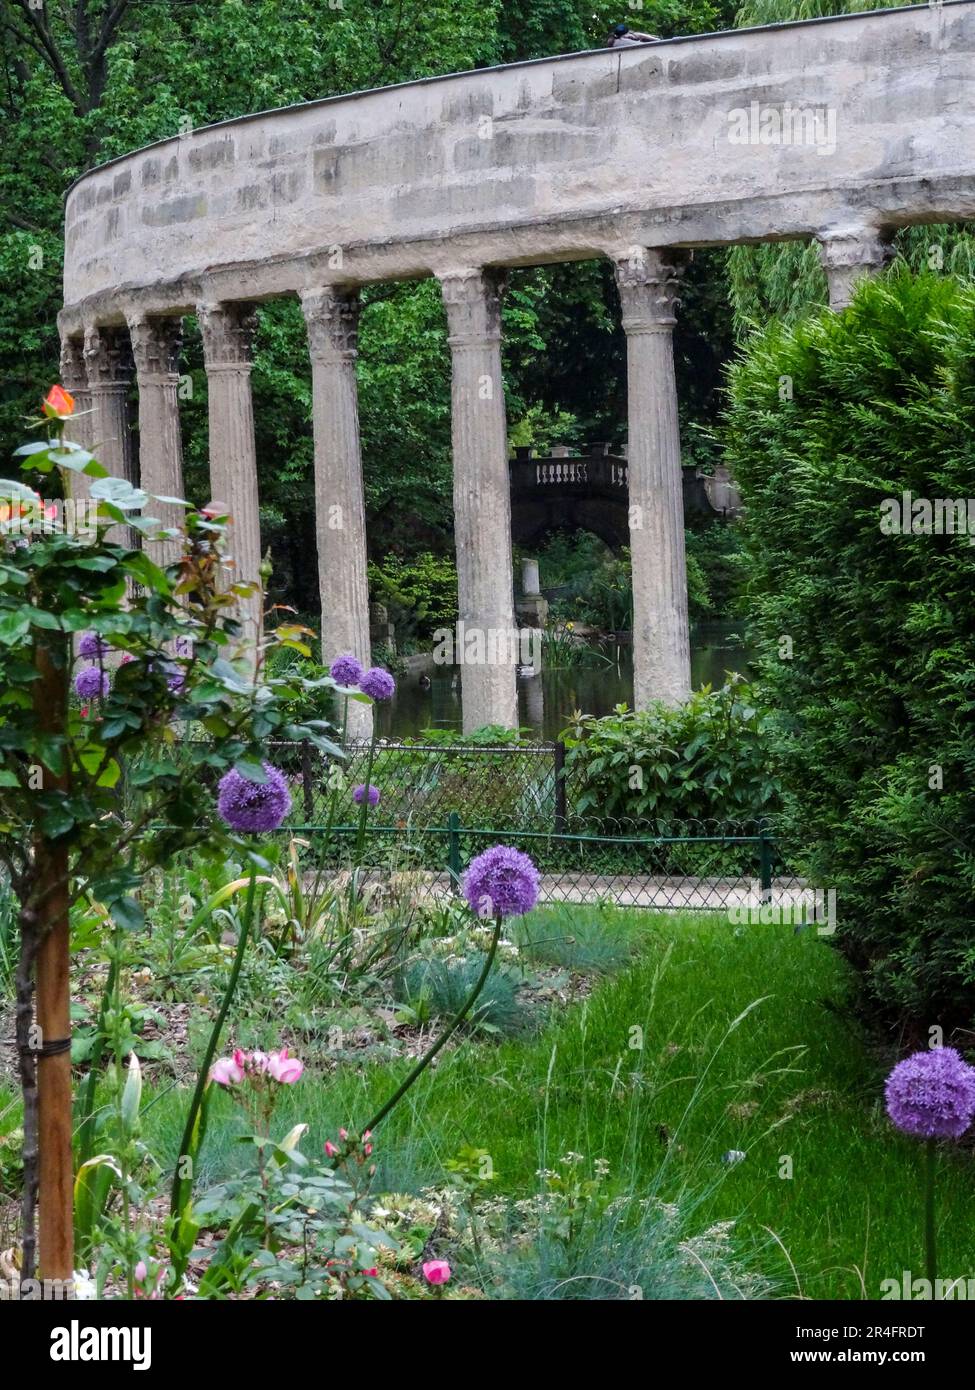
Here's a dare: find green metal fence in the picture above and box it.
[286,812,799,913]
[122,739,801,911]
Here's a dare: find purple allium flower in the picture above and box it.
[75,666,110,700]
[217,762,292,834]
[330,653,364,686]
[885,1047,975,1140]
[359,666,396,701]
[462,844,540,919]
[78,631,110,660]
[352,783,380,806]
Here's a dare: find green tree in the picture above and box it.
[723,268,975,1036]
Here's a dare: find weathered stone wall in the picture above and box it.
[62,3,975,326]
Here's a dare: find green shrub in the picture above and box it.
[368,553,458,646]
[536,532,715,628]
[560,677,781,827]
[723,267,975,1037]
[684,522,744,621]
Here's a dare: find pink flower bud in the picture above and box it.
[422,1260,451,1286]
[211,1056,244,1086]
[267,1047,303,1084]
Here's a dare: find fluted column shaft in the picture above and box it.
[58,335,92,450]
[199,303,263,644]
[440,269,517,734]
[301,287,372,742]
[58,335,94,512]
[83,326,136,546]
[83,325,135,485]
[615,250,691,708]
[129,314,185,568]
[818,227,893,310]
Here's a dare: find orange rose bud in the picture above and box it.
[43,384,75,417]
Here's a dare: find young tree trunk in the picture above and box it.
[35,845,72,1287]
[14,916,39,1282]
[25,636,73,1290]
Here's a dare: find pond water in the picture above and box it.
[375,620,753,742]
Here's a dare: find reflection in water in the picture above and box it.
[375,621,753,742]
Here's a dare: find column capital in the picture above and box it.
[59,334,87,393]
[127,313,183,381]
[613,249,690,334]
[300,286,361,362]
[83,325,133,388]
[817,227,894,310]
[439,268,507,346]
[199,301,258,369]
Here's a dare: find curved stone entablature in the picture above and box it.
[62,2,975,327]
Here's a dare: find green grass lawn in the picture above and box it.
[128,906,975,1300]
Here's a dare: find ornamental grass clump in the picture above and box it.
[885,1046,975,1289]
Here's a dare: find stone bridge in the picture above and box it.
[510,443,740,551]
[58,3,975,732]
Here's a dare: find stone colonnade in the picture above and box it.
[59,229,890,735]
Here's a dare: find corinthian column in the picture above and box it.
[614,249,691,708]
[83,325,135,485]
[300,286,372,742]
[818,227,894,310]
[58,334,93,511]
[439,268,517,734]
[128,313,185,568]
[199,302,262,644]
[58,335,92,450]
[83,325,135,546]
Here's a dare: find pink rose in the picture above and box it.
[211,1055,244,1086]
[422,1260,451,1286]
[325,1140,339,1157]
[267,1047,303,1084]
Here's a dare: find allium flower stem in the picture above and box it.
[925,1137,937,1290]
[170,869,258,1233]
[362,914,503,1136]
[354,724,379,862]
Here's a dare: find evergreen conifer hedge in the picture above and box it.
[724,268,975,1040]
